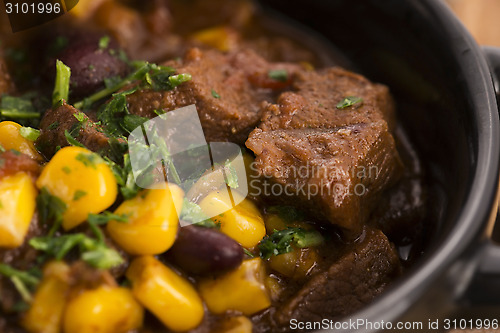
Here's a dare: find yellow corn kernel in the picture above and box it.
[199,258,270,315]
[264,275,284,302]
[217,316,253,333]
[268,247,318,280]
[0,172,37,248]
[126,256,204,332]
[63,286,143,333]
[22,261,70,333]
[107,184,182,255]
[36,146,117,230]
[0,121,42,160]
[191,26,239,52]
[69,0,109,19]
[199,191,265,248]
[264,214,287,234]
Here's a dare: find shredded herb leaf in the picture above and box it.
[0,94,40,120]
[73,190,87,201]
[268,69,288,82]
[73,111,86,123]
[74,62,188,111]
[52,60,71,108]
[336,96,363,109]
[87,211,129,225]
[104,153,143,200]
[36,187,67,237]
[64,129,85,148]
[243,248,255,258]
[211,89,220,99]
[19,126,40,141]
[180,198,218,228]
[258,227,324,260]
[47,121,60,130]
[29,233,123,270]
[0,264,40,302]
[75,152,100,169]
[98,35,110,50]
[223,160,239,189]
[168,73,192,88]
[120,114,148,133]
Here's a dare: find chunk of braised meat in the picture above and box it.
[67,261,117,292]
[247,122,403,236]
[370,128,427,247]
[262,228,401,331]
[258,67,397,132]
[35,102,120,159]
[246,67,403,236]
[126,48,301,144]
[372,177,426,247]
[0,150,40,180]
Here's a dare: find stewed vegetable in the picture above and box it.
[0,0,429,332]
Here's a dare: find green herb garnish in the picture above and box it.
[168,73,192,87]
[258,227,324,260]
[0,264,40,302]
[243,248,255,258]
[64,129,85,148]
[29,234,123,270]
[98,35,110,50]
[268,69,288,82]
[74,111,86,123]
[52,60,71,108]
[19,126,40,141]
[336,96,363,109]
[180,198,218,228]
[73,190,87,201]
[47,121,60,130]
[224,160,238,189]
[120,114,148,133]
[87,211,129,225]
[211,89,220,99]
[0,95,39,120]
[36,187,67,237]
[104,153,142,200]
[75,152,99,169]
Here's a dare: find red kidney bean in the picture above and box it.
[51,34,129,99]
[166,225,244,275]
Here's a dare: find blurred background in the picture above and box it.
[446,0,500,47]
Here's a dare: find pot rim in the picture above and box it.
[345,0,500,328]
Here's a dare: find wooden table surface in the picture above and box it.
[446,0,500,47]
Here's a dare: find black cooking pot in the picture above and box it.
[257,0,500,331]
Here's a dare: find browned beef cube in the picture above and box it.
[247,121,403,234]
[126,48,300,144]
[259,67,396,132]
[246,68,403,234]
[273,228,401,326]
[35,102,116,159]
